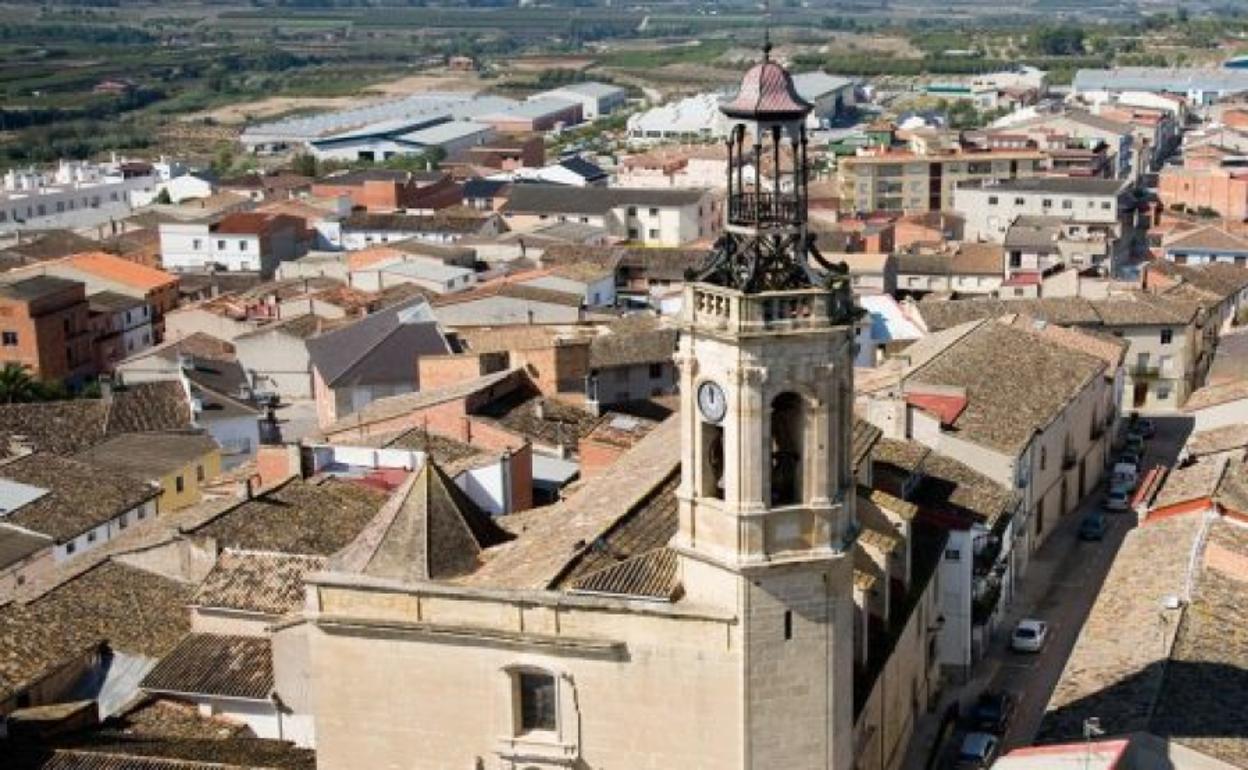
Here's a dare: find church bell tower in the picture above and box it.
[675,40,859,770]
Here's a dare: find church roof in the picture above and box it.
[568,547,680,601]
[721,45,813,120]
[330,460,511,582]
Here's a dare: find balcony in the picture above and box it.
[727,192,801,228]
[686,281,857,335]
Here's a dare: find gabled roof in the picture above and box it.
[61,251,178,292]
[502,184,706,216]
[332,460,511,582]
[74,432,219,480]
[193,549,327,616]
[429,279,581,309]
[0,560,192,704]
[568,547,680,601]
[0,452,160,543]
[463,415,679,590]
[588,326,677,368]
[186,477,389,556]
[25,697,315,770]
[306,297,449,387]
[0,522,52,571]
[142,634,272,700]
[1163,224,1248,254]
[950,242,1004,275]
[904,319,1106,454]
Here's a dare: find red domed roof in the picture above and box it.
[720,48,812,121]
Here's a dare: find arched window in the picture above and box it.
[700,422,725,500]
[770,392,804,506]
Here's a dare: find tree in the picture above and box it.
[0,364,40,404]
[291,153,318,178]
[1028,26,1086,57]
[153,188,172,205]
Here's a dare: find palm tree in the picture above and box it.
[0,364,40,404]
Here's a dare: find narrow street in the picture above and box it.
[905,415,1191,769]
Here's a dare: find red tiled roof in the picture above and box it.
[64,251,177,292]
[214,212,301,236]
[905,392,968,426]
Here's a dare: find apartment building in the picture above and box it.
[0,276,93,382]
[0,160,160,235]
[835,148,1046,214]
[953,177,1137,266]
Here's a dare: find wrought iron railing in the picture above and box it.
[728,192,801,227]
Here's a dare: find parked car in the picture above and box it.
[956,732,1000,769]
[1104,487,1131,512]
[1135,418,1157,439]
[1112,462,1139,491]
[1124,434,1145,454]
[1118,451,1142,471]
[971,691,1016,734]
[1011,619,1048,653]
[1079,511,1107,541]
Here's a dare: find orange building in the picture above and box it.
[0,276,93,382]
[1158,164,1248,221]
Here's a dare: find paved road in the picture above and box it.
[915,415,1191,768]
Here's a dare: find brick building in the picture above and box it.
[0,276,93,382]
[311,170,463,213]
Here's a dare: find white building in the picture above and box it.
[308,119,497,163]
[376,257,477,295]
[501,184,719,246]
[537,81,628,120]
[626,71,855,145]
[159,213,306,277]
[1072,67,1248,107]
[953,177,1133,243]
[0,160,160,235]
[240,93,517,154]
[854,293,923,367]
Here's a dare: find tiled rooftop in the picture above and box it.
[0,452,159,543]
[11,697,316,770]
[0,561,192,704]
[142,634,273,700]
[905,320,1105,453]
[192,549,327,616]
[187,477,387,556]
[1040,514,1206,744]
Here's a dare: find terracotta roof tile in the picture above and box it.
[0,453,159,543]
[187,477,388,556]
[0,561,192,703]
[63,251,178,292]
[193,549,327,616]
[142,634,272,700]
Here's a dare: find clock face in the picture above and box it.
[697,380,727,423]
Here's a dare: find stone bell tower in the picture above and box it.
[674,40,859,770]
